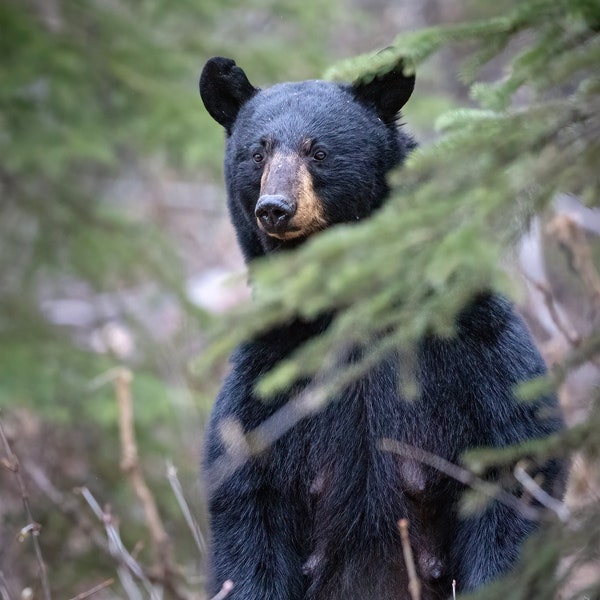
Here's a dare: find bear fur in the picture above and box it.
[199,57,566,600]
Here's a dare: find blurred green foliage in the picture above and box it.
[0,0,359,595]
[0,0,352,413]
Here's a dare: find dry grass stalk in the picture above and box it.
[0,414,51,600]
[166,459,207,557]
[112,368,188,599]
[66,578,114,600]
[114,369,170,557]
[398,519,421,600]
[77,485,159,599]
[77,486,146,576]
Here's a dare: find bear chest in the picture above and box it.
[268,373,454,523]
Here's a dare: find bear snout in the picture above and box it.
[255,194,297,235]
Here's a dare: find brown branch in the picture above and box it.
[398,519,421,600]
[0,414,51,600]
[526,275,600,371]
[526,274,580,347]
[112,368,185,599]
[547,214,600,313]
[206,382,330,495]
[66,579,114,600]
[115,368,167,549]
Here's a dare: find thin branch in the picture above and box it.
[166,459,207,557]
[526,274,580,347]
[22,461,159,600]
[526,214,600,372]
[547,214,600,313]
[76,486,155,600]
[380,439,542,521]
[209,580,234,600]
[115,368,169,551]
[22,459,110,553]
[66,579,115,600]
[111,368,185,600]
[206,380,329,494]
[398,519,421,600]
[0,414,51,600]
[514,463,570,522]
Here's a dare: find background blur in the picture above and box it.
[1,0,597,598]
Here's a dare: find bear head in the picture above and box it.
[200,56,415,260]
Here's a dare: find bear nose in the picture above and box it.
[255,195,296,232]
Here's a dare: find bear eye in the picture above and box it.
[313,150,327,161]
[252,152,264,163]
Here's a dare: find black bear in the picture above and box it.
[199,57,566,600]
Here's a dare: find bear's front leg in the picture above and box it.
[450,453,566,591]
[450,499,537,591]
[206,462,306,600]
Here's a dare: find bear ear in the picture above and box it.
[351,61,415,125]
[200,57,258,133]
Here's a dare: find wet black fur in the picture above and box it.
[199,57,566,599]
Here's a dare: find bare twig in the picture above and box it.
[22,459,109,554]
[526,275,580,347]
[88,367,192,599]
[108,368,187,599]
[514,463,570,522]
[398,519,421,600]
[527,214,600,373]
[114,368,171,559]
[380,439,542,521]
[526,274,600,373]
[206,382,329,494]
[166,459,207,557]
[66,579,115,600]
[209,580,234,600]
[547,214,600,312]
[0,414,51,600]
[76,486,155,600]
[22,460,158,600]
